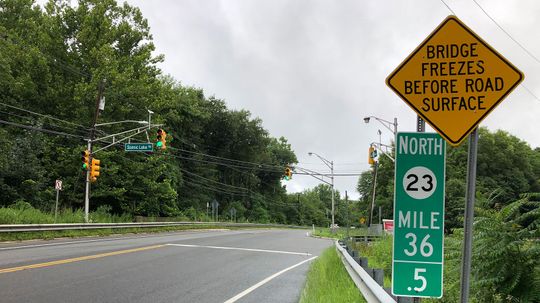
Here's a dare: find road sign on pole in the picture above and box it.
[125,143,153,152]
[386,16,523,146]
[54,180,62,223]
[392,132,446,298]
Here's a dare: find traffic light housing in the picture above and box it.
[81,150,90,170]
[156,129,167,150]
[368,146,376,165]
[284,166,292,180]
[90,158,101,182]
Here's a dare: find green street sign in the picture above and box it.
[124,143,153,152]
[392,132,446,298]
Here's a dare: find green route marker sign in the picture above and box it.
[124,143,153,152]
[392,132,446,298]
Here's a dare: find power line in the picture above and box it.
[0,109,90,136]
[178,166,249,192]
[183,179,248,197]
[438,0,540,103]
[439,0,456,15]
[168,146,286,171]
[471,0,540,64]
[0,119,86,139]
[0,101,89,131]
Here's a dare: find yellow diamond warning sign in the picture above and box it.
[386,16,523,146]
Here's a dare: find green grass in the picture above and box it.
[354,236,393,288]
[300,246,366,303]
[312,227,369,239]
[0,205,131,224]
[0,204,295,241]
[0,224,233,241]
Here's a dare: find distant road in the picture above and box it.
[0,229,331,303]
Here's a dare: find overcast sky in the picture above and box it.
[124,0,540,200]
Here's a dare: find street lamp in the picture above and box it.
[364,116,398,228]
[363,116,398,135]
[95,120,148,127]
[308,152,335,232]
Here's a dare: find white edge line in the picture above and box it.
[165,243,312,256]
[0,229,238,251]
[223,256,318,303]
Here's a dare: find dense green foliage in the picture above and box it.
[355,128,540,301]
[300,246,366,303]
[357,127,540,231]
[0,0,303,222]
[353,195,540,301]
[358,135,540,302]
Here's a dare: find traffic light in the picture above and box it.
[90,158,101,182]
[368,146,376,165]
[81,150,90,170]
[284,166,292,181]
[156,129,167,150]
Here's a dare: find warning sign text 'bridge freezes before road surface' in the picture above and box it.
[386,16,523,146]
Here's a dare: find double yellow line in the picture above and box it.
[0,244,165,274]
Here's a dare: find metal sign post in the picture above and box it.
[460,128,479,302]
[54,180,62,223]
[212,199,219,222]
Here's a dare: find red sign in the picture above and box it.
[383,219,394,234]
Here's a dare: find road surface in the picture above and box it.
[0,229,332,303]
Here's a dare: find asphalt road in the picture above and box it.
[0,229,332,303]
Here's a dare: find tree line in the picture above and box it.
[0,0,311,223]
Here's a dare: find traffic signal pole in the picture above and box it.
[84,139,91,223]
[84,80,105,223]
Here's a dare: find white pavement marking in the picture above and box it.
[223,256,318,303]
[0,229,234,251]
[165,243,312,256]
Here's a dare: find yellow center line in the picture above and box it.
[0,244,165,274]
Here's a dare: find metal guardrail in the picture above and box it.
[335,240,396,303]
[0,222,304,233]
[349,235,382,243]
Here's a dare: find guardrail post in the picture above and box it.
[373,269,384,286]
[359,257,369,269]
[397,296,413,303]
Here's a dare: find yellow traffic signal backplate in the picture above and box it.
[386,16,523,146]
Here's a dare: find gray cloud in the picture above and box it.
[126,0,540,199]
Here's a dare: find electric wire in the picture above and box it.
[439,0,456,15]
[0,109,90,136]
[438,0,540,103]
[0,101,90,132]
[177,167,249,192]
[471,0,540,64]
[168,146,286,171]
[0,119,86,139]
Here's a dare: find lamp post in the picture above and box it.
[363,116,397,135]
[308,152,335,232]
[364,116,398,227]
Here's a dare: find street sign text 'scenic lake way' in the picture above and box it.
[392,132,446,298]
[386,16,523,146]
[124,143,153,152]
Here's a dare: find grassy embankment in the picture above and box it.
[300,246,366,303]
[311,227,369,239]
[0,205,255,241]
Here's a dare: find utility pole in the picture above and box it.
[84,79,105,223]
[369,161,378,226]
[297,193,301,224]
[330,160,335,231]
[345,191,350,238]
